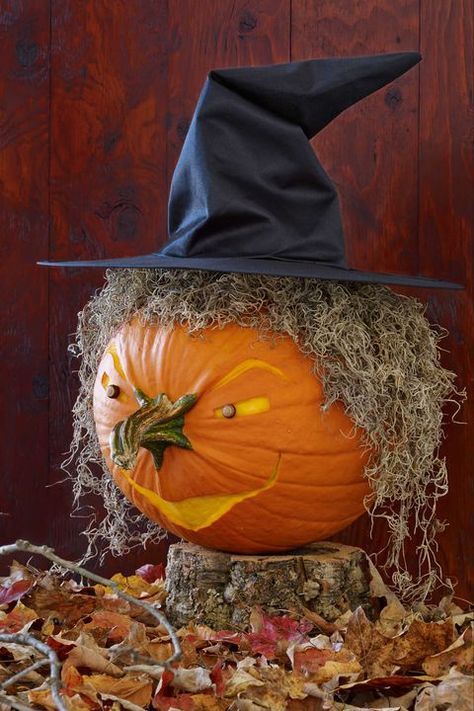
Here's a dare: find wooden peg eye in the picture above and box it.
[106,384,121,399]
[222,404,236,418]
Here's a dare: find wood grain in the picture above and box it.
[166,0,290,181]
[48,0,170,566]
[292,0,473,600]
[417,0,474,597]
[165,541,375,628]
[0,2,50,547]
[1,1,472,597]
[291,0,420,275]
[46,0,291,572]
[291,0,422,575]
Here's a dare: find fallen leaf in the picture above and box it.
[187,696,228,710]
[414,668,474,710]
[224,668,265,696]
[376,598,408,638]
[246,608,312,659]
[171,666,213,693]
[339,674,437,694]
[345,607,396,677]
[136,563,165,583]
[100,692,148,710]
[301,607,337,635]
[83,672,153,706]
[392,618,454,669]
[153,694,196,710]
[0,601,38,633]
[61,631,123,677]
[0,579,34,606]
[27,687,63,710]
[422,624,473,676]
[24,585,97,625]
[83,608,135,642]
[107,572,165,599]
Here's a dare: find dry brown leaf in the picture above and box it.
[224,668,265,697]
[171,666,213,693]
[414,668,474,710]
[422,624,473,676]
[331,704,404,710]
[83,672,153,706]
[301,607,337,635]
[61,631,123,677]
[83,608,135,642]
[0,601,39,633]
[188,695,228,710]
[100,694,145,710]
[27,687,59,710]
[392,618,454,669]
[345,607,396,677]
[101,573,166,604]
[24,586,97,625]
[376,598,409,638]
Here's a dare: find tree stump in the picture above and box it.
[165,541,377,629]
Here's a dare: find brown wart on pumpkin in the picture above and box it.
[68,268,464,604]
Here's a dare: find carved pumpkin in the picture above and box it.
[93,319,371,553]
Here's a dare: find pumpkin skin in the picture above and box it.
[93,319,371,553]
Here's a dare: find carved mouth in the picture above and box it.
[119,455,281,532]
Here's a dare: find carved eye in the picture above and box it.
[215,397,270,419]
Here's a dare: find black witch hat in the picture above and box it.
[41,52,460,289]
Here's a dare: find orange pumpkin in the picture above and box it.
[93,319,371,553]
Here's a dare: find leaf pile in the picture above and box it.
[0,562,472,710]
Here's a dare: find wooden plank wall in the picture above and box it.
[1,0,472,598]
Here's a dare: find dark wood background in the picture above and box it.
[1,0,472,599]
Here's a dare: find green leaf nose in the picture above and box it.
[109,388,197,471]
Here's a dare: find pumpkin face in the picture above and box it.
[93,319,371,553]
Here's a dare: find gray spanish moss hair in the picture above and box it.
[66,268,464,604]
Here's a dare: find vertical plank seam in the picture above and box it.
[416,0,422,277]
[289,0,293,61]
[47,0,53,496]
[166,0,170,232]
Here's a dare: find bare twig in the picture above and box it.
[0,632,65,711]
[0,659,48,689]
[0,539,182,706]
[0,692,36,711]
[0,540,181,667]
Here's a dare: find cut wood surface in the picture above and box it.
[165,541,375,629]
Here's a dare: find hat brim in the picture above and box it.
[38,254,462,290]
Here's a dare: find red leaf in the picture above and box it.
[0,579,33,605]
[135,563,165,583]
[210,661,226,696]
[46,636,75,661]
[154,669,175,697]
[293,647,335,674]
[247,611,312,658]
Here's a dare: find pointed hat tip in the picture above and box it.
[209,50,422,139]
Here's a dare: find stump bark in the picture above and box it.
[165,541,376,629]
